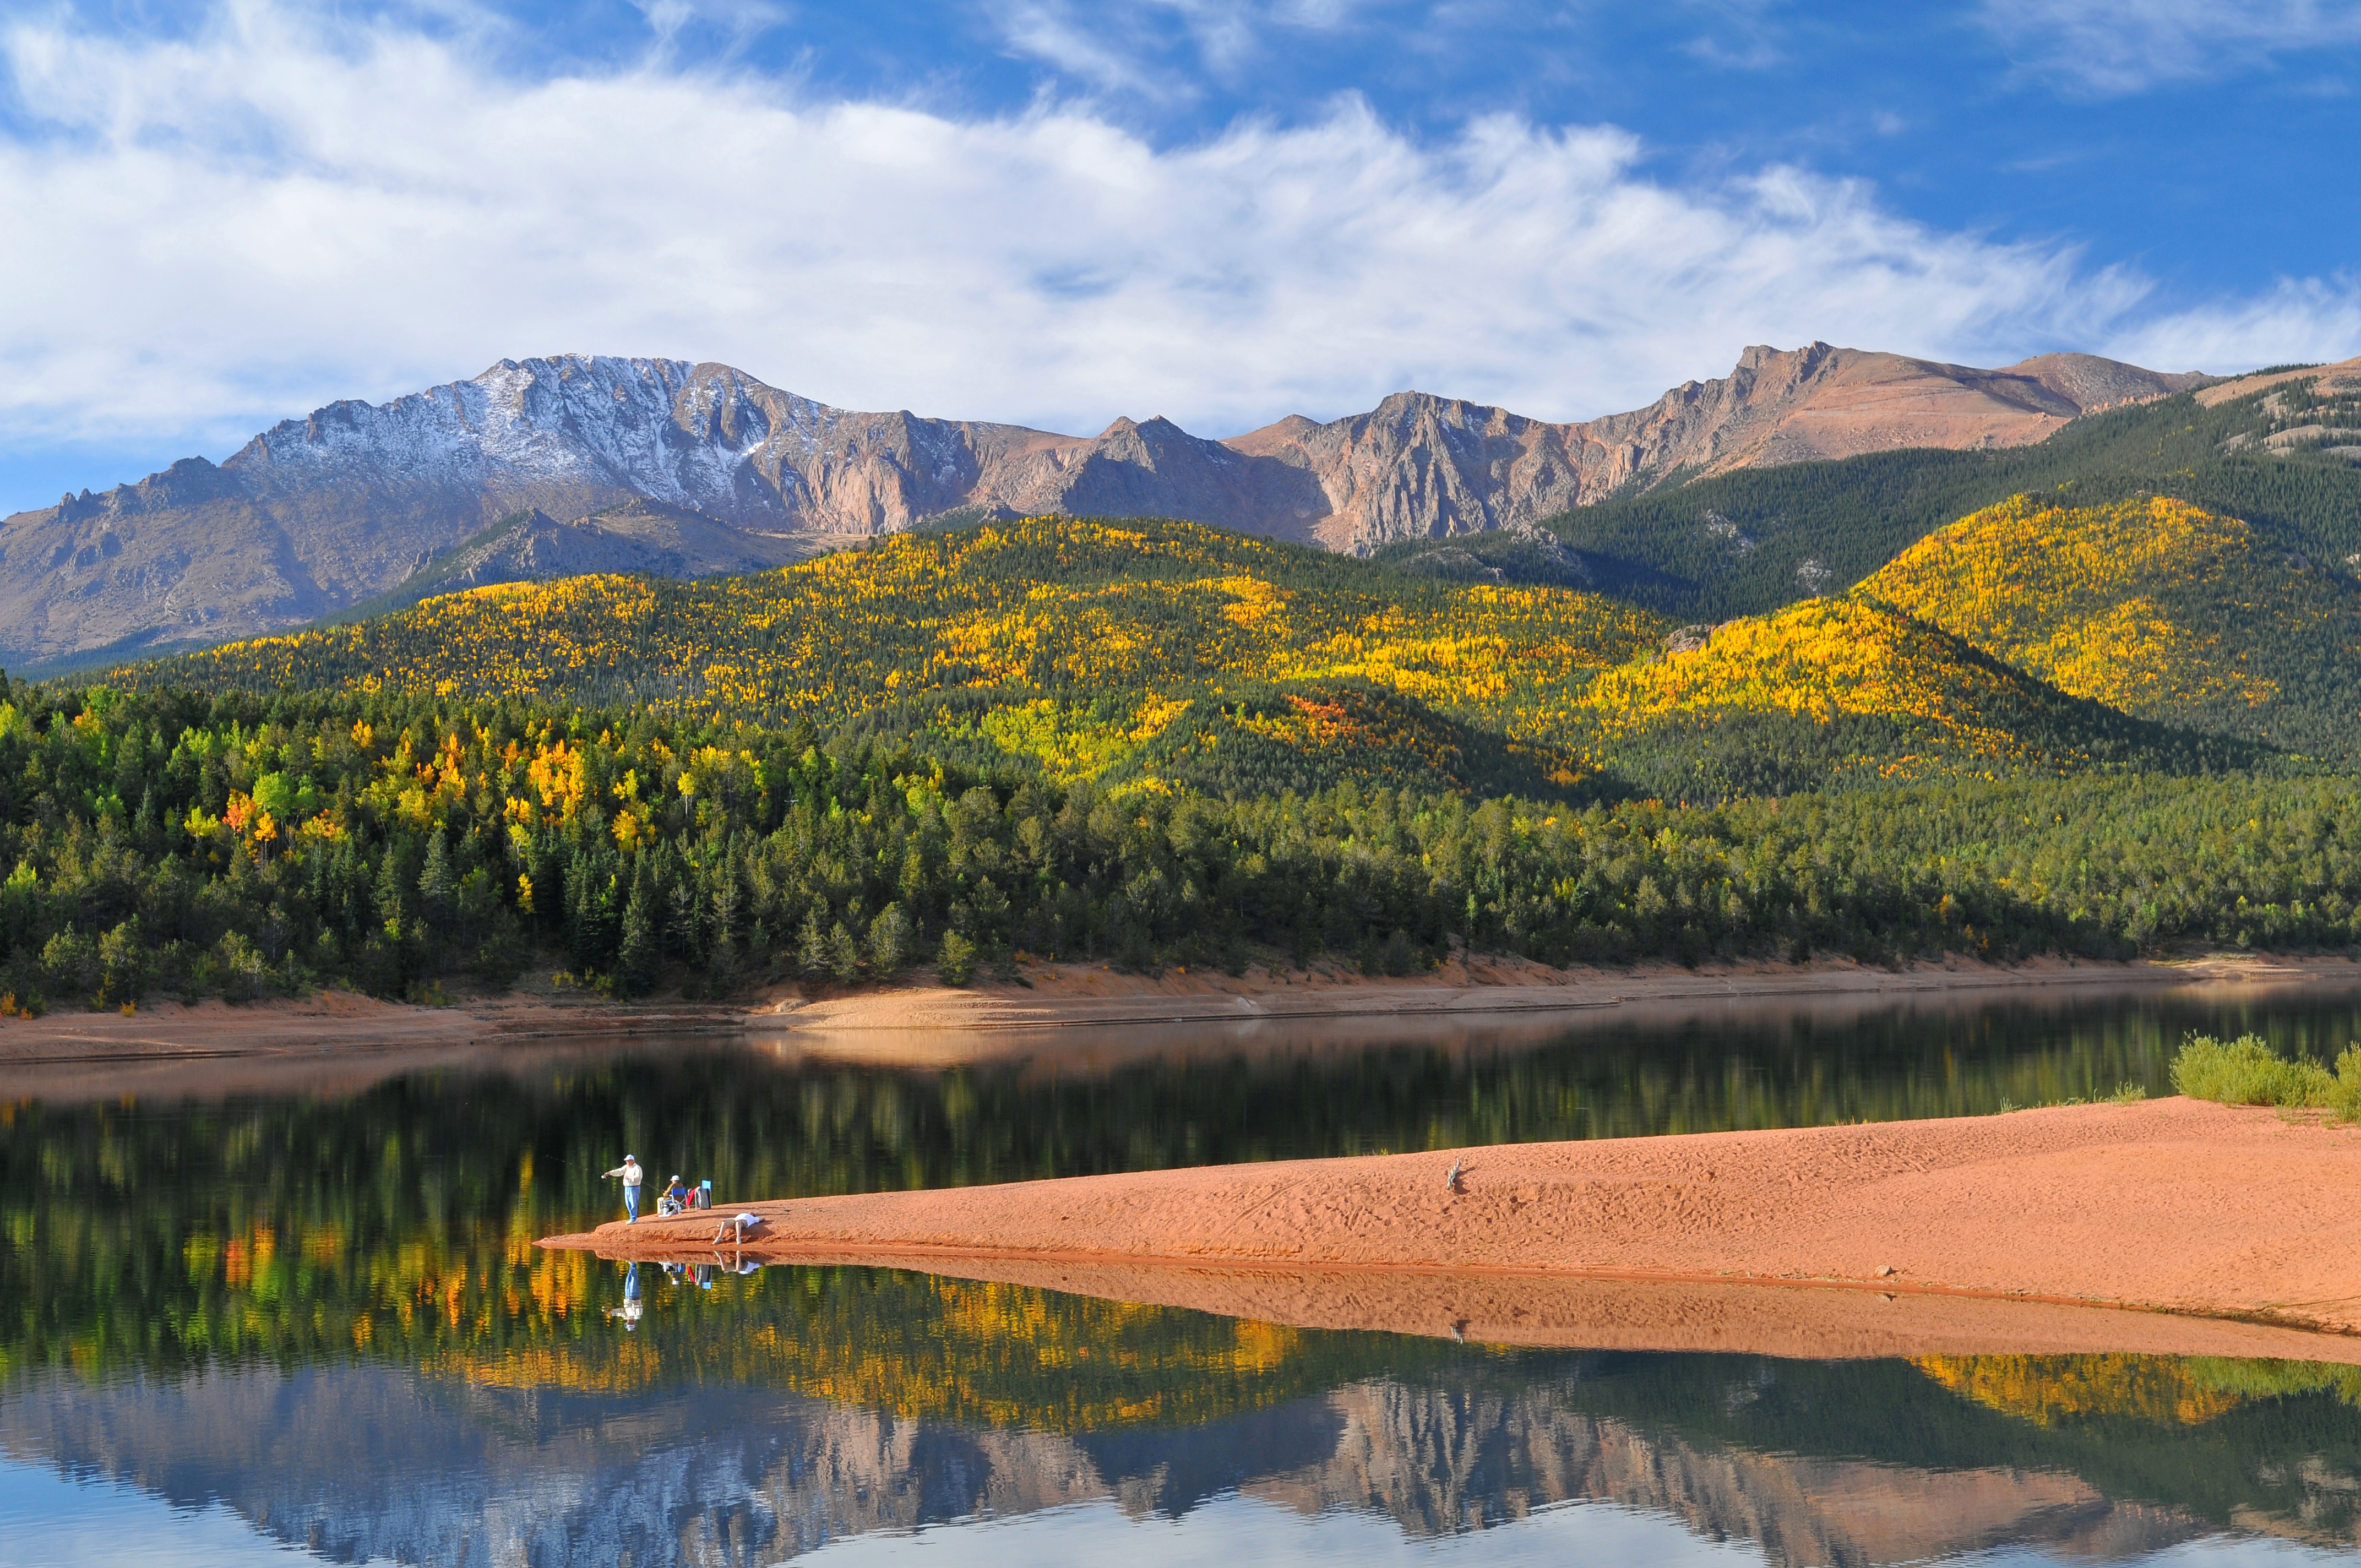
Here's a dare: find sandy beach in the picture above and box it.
[544,1096,2361,1360]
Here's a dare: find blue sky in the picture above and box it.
[1,0,2357,515]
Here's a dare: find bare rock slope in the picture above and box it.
[0,345,2202,667]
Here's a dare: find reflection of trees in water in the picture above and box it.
[20,988,2361,1387]
[13,1353,2361,1567]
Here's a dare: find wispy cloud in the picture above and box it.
[2103,275,2361,370]
[0,0,2351,477]
[979,0,1379,95]
[1979,0,2361,93]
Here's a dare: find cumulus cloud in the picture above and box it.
[1978,0,2361,93]
[0,0,2353,477]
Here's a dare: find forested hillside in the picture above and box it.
[1862,496,2361,753]
[119,516,2235,799]
[1531,379,2361,619]
[0,680,2353,1015]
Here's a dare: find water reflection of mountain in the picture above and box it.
[15,1352,2358,1567]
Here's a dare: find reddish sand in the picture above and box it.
[545,1097,2361,1360]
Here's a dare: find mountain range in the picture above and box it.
[0,344,2208,669]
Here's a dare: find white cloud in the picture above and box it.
[0,0,2354,477]
[980,0,1370,97]
[2102,275,2361,371]
[1978,0,2361,93]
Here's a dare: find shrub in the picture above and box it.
[213,933,273,1003]
[938,929,977,987]
[2168,1032,2361,1117]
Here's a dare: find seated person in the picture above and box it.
[657,1175,690,1216]
[712,1210,766,1246]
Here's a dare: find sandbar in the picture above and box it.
[544,1096,2361,1360]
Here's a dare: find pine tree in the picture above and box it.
[375,851,406,943]
[797,907,829,978]
[617,874,659,995]
[867,903,911,974]
[416,832,455,932]
[828,921,861,982]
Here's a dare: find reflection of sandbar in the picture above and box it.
[545,1096,2361,1358]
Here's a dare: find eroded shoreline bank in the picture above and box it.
[6,951,2355,1094]
[542,1097,2361,1361]
[752,951,2361,1043]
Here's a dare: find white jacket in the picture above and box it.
[605,1160,644,1186]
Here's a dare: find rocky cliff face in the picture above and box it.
[0,347,2206,667]
[1226,345,2208,551]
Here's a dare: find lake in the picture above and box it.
[7,979,2361,1566]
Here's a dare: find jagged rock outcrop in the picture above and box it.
[0,346,2206,668]
[1226,345,2208,549]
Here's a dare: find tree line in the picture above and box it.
[2,677,2357,1012]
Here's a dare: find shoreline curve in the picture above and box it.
[542,1097,2361,1361]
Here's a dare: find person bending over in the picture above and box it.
[713,1211,766,1246]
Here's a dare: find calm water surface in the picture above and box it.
[8,982,2361,1567]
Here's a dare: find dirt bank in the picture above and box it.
[0,988,738,1097]
[755,952,2361,1042]
[9,951,2355,1093]
[544,1097,2361,1359]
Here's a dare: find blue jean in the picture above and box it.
[624,1185,640,1222]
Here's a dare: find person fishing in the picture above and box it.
[602,1153,645,1223]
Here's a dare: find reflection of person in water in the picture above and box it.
[605,1262,644,1330]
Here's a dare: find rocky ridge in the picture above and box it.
[0,346,2205,668]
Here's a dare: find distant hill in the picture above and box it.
[116,515,2244,798]
[1,345,2202,669]
[1539,358,2361,620]
[1571,596,2253,798]
[118,518,1664,796]
[332,499,823,623]
[1858,496,2361,755]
